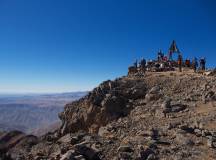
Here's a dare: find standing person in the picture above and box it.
[163,56,168,61]
[157,50,164,62]
[134,59,138,68]
[178,54,183,72]
[140,58,146,72]
[192,57,198,73]
[185,59,190,68]
[157,53,161,61]
[200,58,206,71]
[140,58,146,67]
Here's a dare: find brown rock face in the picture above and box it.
[0,131,38,159]
[59,79,147,135]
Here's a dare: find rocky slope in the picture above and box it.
[1,70,216,160]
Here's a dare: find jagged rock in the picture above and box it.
[207,136,216,148]
[161,98,171,109]
[202,94,207,104]
[131,88,146,99]
[137,130,152,137]
[98,126,110,137]
[171,104,187,112]
[74,155,86,160]
[70,136,80,145]
[58,79,134,135]
[194,129,202,137]
[74,143,100,160]
[139,146,155,160]
[146,154,157,160]
[145,86,162,102]
[149,86,160,94]
[118,145,133,153]
[118,152,132,159]
[205,69,216,76]
[175,132,192,145]
[145,93,160,102]
[101,94,127,116]
[179,124,194,133]
[155,109,165,118]
[161,98,172,116]
[58,134,72,144]
[206,91,215,99]
[60,150,76,160]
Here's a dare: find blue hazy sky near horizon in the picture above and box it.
[0,0,216,93]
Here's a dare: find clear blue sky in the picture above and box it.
[0,0,215,93]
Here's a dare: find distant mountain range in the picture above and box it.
[0,92,87,135]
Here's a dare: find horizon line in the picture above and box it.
[0,91,89,95]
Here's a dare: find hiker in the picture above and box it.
[134,60,138,68]
[163,56,168,61]
[140,58,146,67]
[185,59,190,68]
[160,63,165,71]
[155,63,160,71]
[157,50,164,61]
[192,58,198,72]
[178,54,183,72]
[137,61,141,68]
[200,58,206,71]
[140,58,146,72]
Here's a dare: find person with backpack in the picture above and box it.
[178,54,183,72]
[200,58,206,71]
[192,57,198,72]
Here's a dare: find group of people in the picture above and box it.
[133,58,146,70]
[129,40,207,75]
[131,55,206,74]
[177,55,206,72]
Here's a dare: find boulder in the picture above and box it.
[175,133,193,145]
[98,126,110,137]
[74,155,86,160]
[145,86,162,102]
[161,98,171,109]
[58,134,72,144]
[194,129,202,137]
[139,146,154,160]
[179,125,194,133]
[149,86,160,94]
[75,144,100,160]
[60,150,76,160]
[101,94,127,116]
[207,136,216,148]
[146,154,157,160]
[171,104,186,112]
[117,145,133,153]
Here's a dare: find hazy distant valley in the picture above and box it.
[0,92,87,135]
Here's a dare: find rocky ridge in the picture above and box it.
[1,70,216,160]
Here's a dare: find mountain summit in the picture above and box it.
[1,70,216,159]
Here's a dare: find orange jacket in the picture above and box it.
[185,60,190,65]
